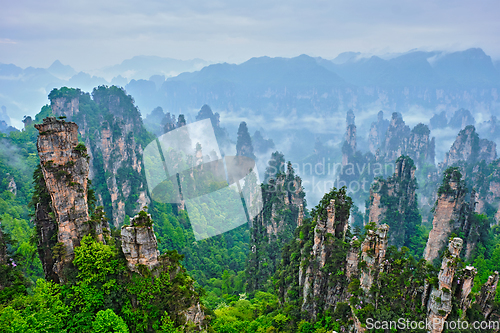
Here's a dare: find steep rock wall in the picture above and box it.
[246,162,305,291]
[35,117,109,280]
[49,87,151,227]
[476,272,499,319]
[299,191,352,318]
[440,125,497,172]
[426,238,463,333]
[423,168,468,263]
[367,156,419,248]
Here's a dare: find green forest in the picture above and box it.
[1,86,500,332]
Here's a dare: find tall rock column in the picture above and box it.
[475,272,499,319]
[300,192,351,318]
[367,156,419,249]
[426,238,463,333]
[458,266,477,318]
[35,117,108,280]
[359,224,389,294]
[423,168,467,263]
[246,161,305,291]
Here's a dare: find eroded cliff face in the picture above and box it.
[121,212,160,272]
[380,112,411,162]
[49,87,151,227]
[440,125,497,171]
[300,195,351,318]
[469,161,500,224]
[368,111,389,155]
[51,97,79,118]
[276,183,500,333]
[423,168,468,264]
[358,224,389,294]
[367,156,419,248]
[476,271,499,319]
[34,117,109,280]
[426,238,463,333]
[405,124,436,166]
[246,162,305,291]
[377,113,436,170]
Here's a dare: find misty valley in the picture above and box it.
[1,48,500,332]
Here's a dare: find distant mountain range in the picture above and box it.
[0,48,499,133]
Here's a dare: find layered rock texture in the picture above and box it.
[441,126,500,224]
[425,238,463,333]
[121,212,160,272]
[476,271,499,319]
[33,115,206,329]
[376,113,436,168]
[440,125,497,171]
[423,167,470,263]
[380,112,411,162]
[299,193,351,318]
[34,117,110,281]
[358,224,389,294]
[276,188,353,319]
[275,184,500,332]
[48,87,151,227]
[246,162,305,291]
[367,156,421,249]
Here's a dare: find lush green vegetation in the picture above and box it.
[4,88,500,332]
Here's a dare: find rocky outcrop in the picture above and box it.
[342,123,357,166]
[359,224,389,294]
[6,174,16,195]
[49,87,150,227]
[367,156,419,248]
[34,200,60,283]
[121,212,160,272]
[405,123,435,166]
[344,109,357,164]
[475,167,500,223]
[448,108,475,129]
[182,303,206,330]
[368,111,389,155]
[299,192,351,318]
[51,96,79,118]
[236,121,256,160]
[475,271,499,319]
[196,104,230,147]
[367,191,385,226]
[375,113,436,170]
[426,238,463,333]
[423,168,468,263]
[380,112,411,162]
[35,117,109,280]
[458,266,477,318]
[246,162,305,291]
[440,125,497,171]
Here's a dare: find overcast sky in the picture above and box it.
[1,0,499,71]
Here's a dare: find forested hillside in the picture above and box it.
[1,86,500,332]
